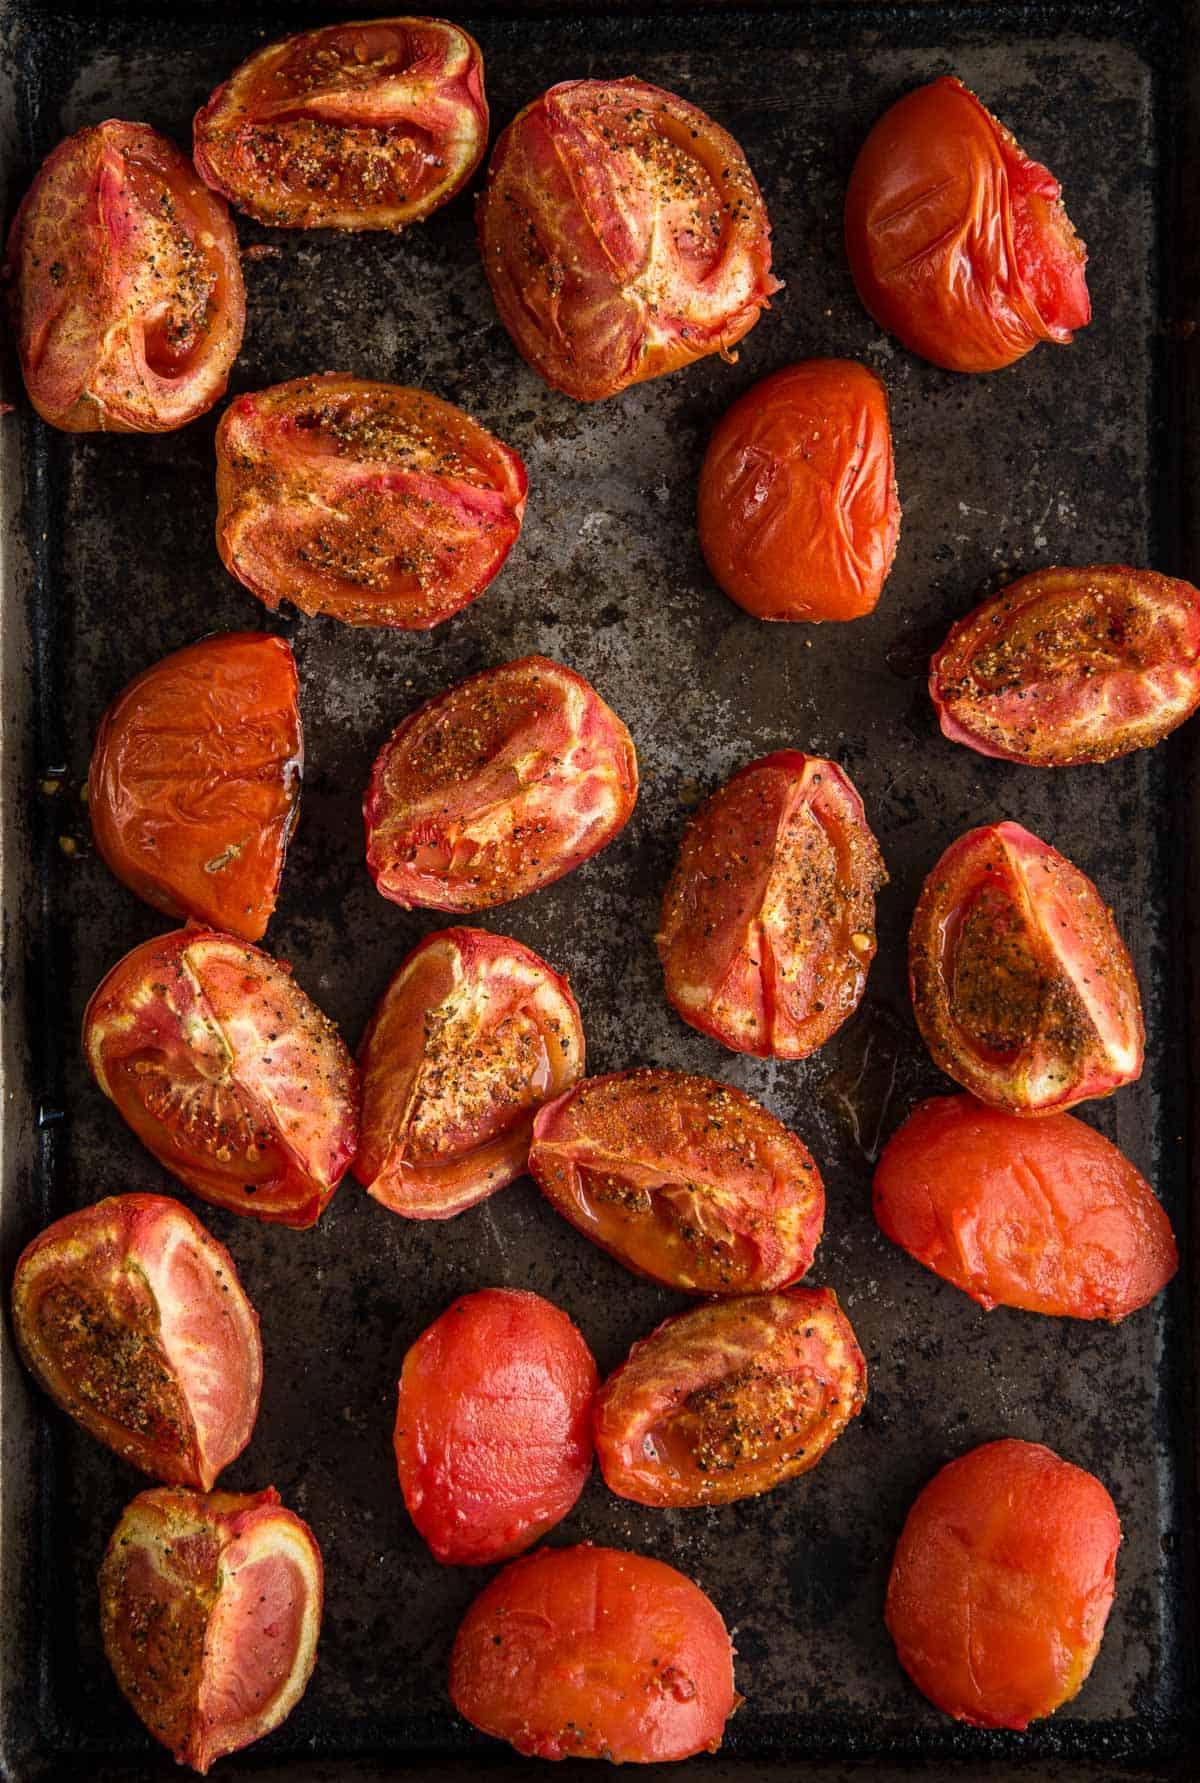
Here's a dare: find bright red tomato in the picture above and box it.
[4,121,244,432]
[658,752,886,1058]
[83,926,359,1228]
[193,17,488,231]
[477,77,779,401]
[365,655,638,911]
[697,360,901,622]
[909,822,1143,1115]
[845,77,1089,373]
[215,376,527,629]
[528,1069,825,1294]
[874,1093,1177,1319]
[450,1544,738,1761]
[885,1440,1119,1729]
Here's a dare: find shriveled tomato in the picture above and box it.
[658,752,886,1059]
[450,1544,738,1760]
[697,360,901,622]
[886,1439,1119,1729]
[83,926,358,1228]
[874,1093,1177,1320]
[477,77,779,401]
[4,121,244,432]
[365,655,638,911]
[193,18,487,231]
[528,1070,824,1294]
[909,822,1143,1115]
[845,77,1089,373]
[100,1485,322,1774]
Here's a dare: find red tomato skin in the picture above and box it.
[886,1439,1119,1729]
[658,751,886,1059]
[4,121,244,432]
[450,1543,738,1760]
[697,360,901,622]
[845,77,1089,373]
[477,78,779,401]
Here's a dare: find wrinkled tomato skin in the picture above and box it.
[194,18,488,231]
[697,360,901,622]
[909,822,1143,1115]
[886,1440,1119,1729]
[845,77,1089,373]
[528,1069,825,1295]
[450,1544,738,1761]
[365,655,638,911]
[215,376,527,630]
[874,1093,1178,1320]
[658,751,886,1059]
[4,121,244,432]
[477,77,779,401]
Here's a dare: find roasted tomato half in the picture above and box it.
[874,1093,1177,1320]
[886,1439,1119,1729]
[909,822,1143,1115]
[100,1485,322,1775]
[215,376,527,629]
[658,752,886,1059]
[83,927,359,1228]
[450,1544,738,1761]
[365,655,638,911]
[529,1069,825,1294]
[697,360,901,623]
[4,121,244,432]
[477,77,779,401]
[194,17,487,231]
[845,77,1089,373]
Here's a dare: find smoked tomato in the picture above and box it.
[215,376,527,629]
[845,77,1089,373]
[477,77,779,401]
[83,927,358,1228]
[885,1439,1119,1729]
[657,752,886,1059]
[193,17,487,231]
[4,121,244,432]
[450,1543,738,1761]
[697,360,901,622]
[365,655,638,911]
[909,822,1143,1115]
[528,1069,825,1294]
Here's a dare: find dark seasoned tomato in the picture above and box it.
[845,77,1089,373]
[4,121,244,432]
[365,655,638,911]
[194,17,488,231]
[215,376,527,629]
[477,77,779,401]
[909,822,1143,1115]
[658,752,886,1058]
[83,927,359,1228]
[528,1069,825,1294]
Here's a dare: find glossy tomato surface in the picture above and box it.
[528,1069,825,1294]
[83,927,358,1227]
[845,77,1089,373]
[215,376,527,629]
[4,121,244,432]
[477,77,778,401]
[100,1485,322,1774]
[450,1544,737,1760]
[697,360,901,622]
[194,17,487,230]
[658,752,886,1058]
[885,1439,1119,1729]
[909,822,1143,1114]
[365,655,638,911]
